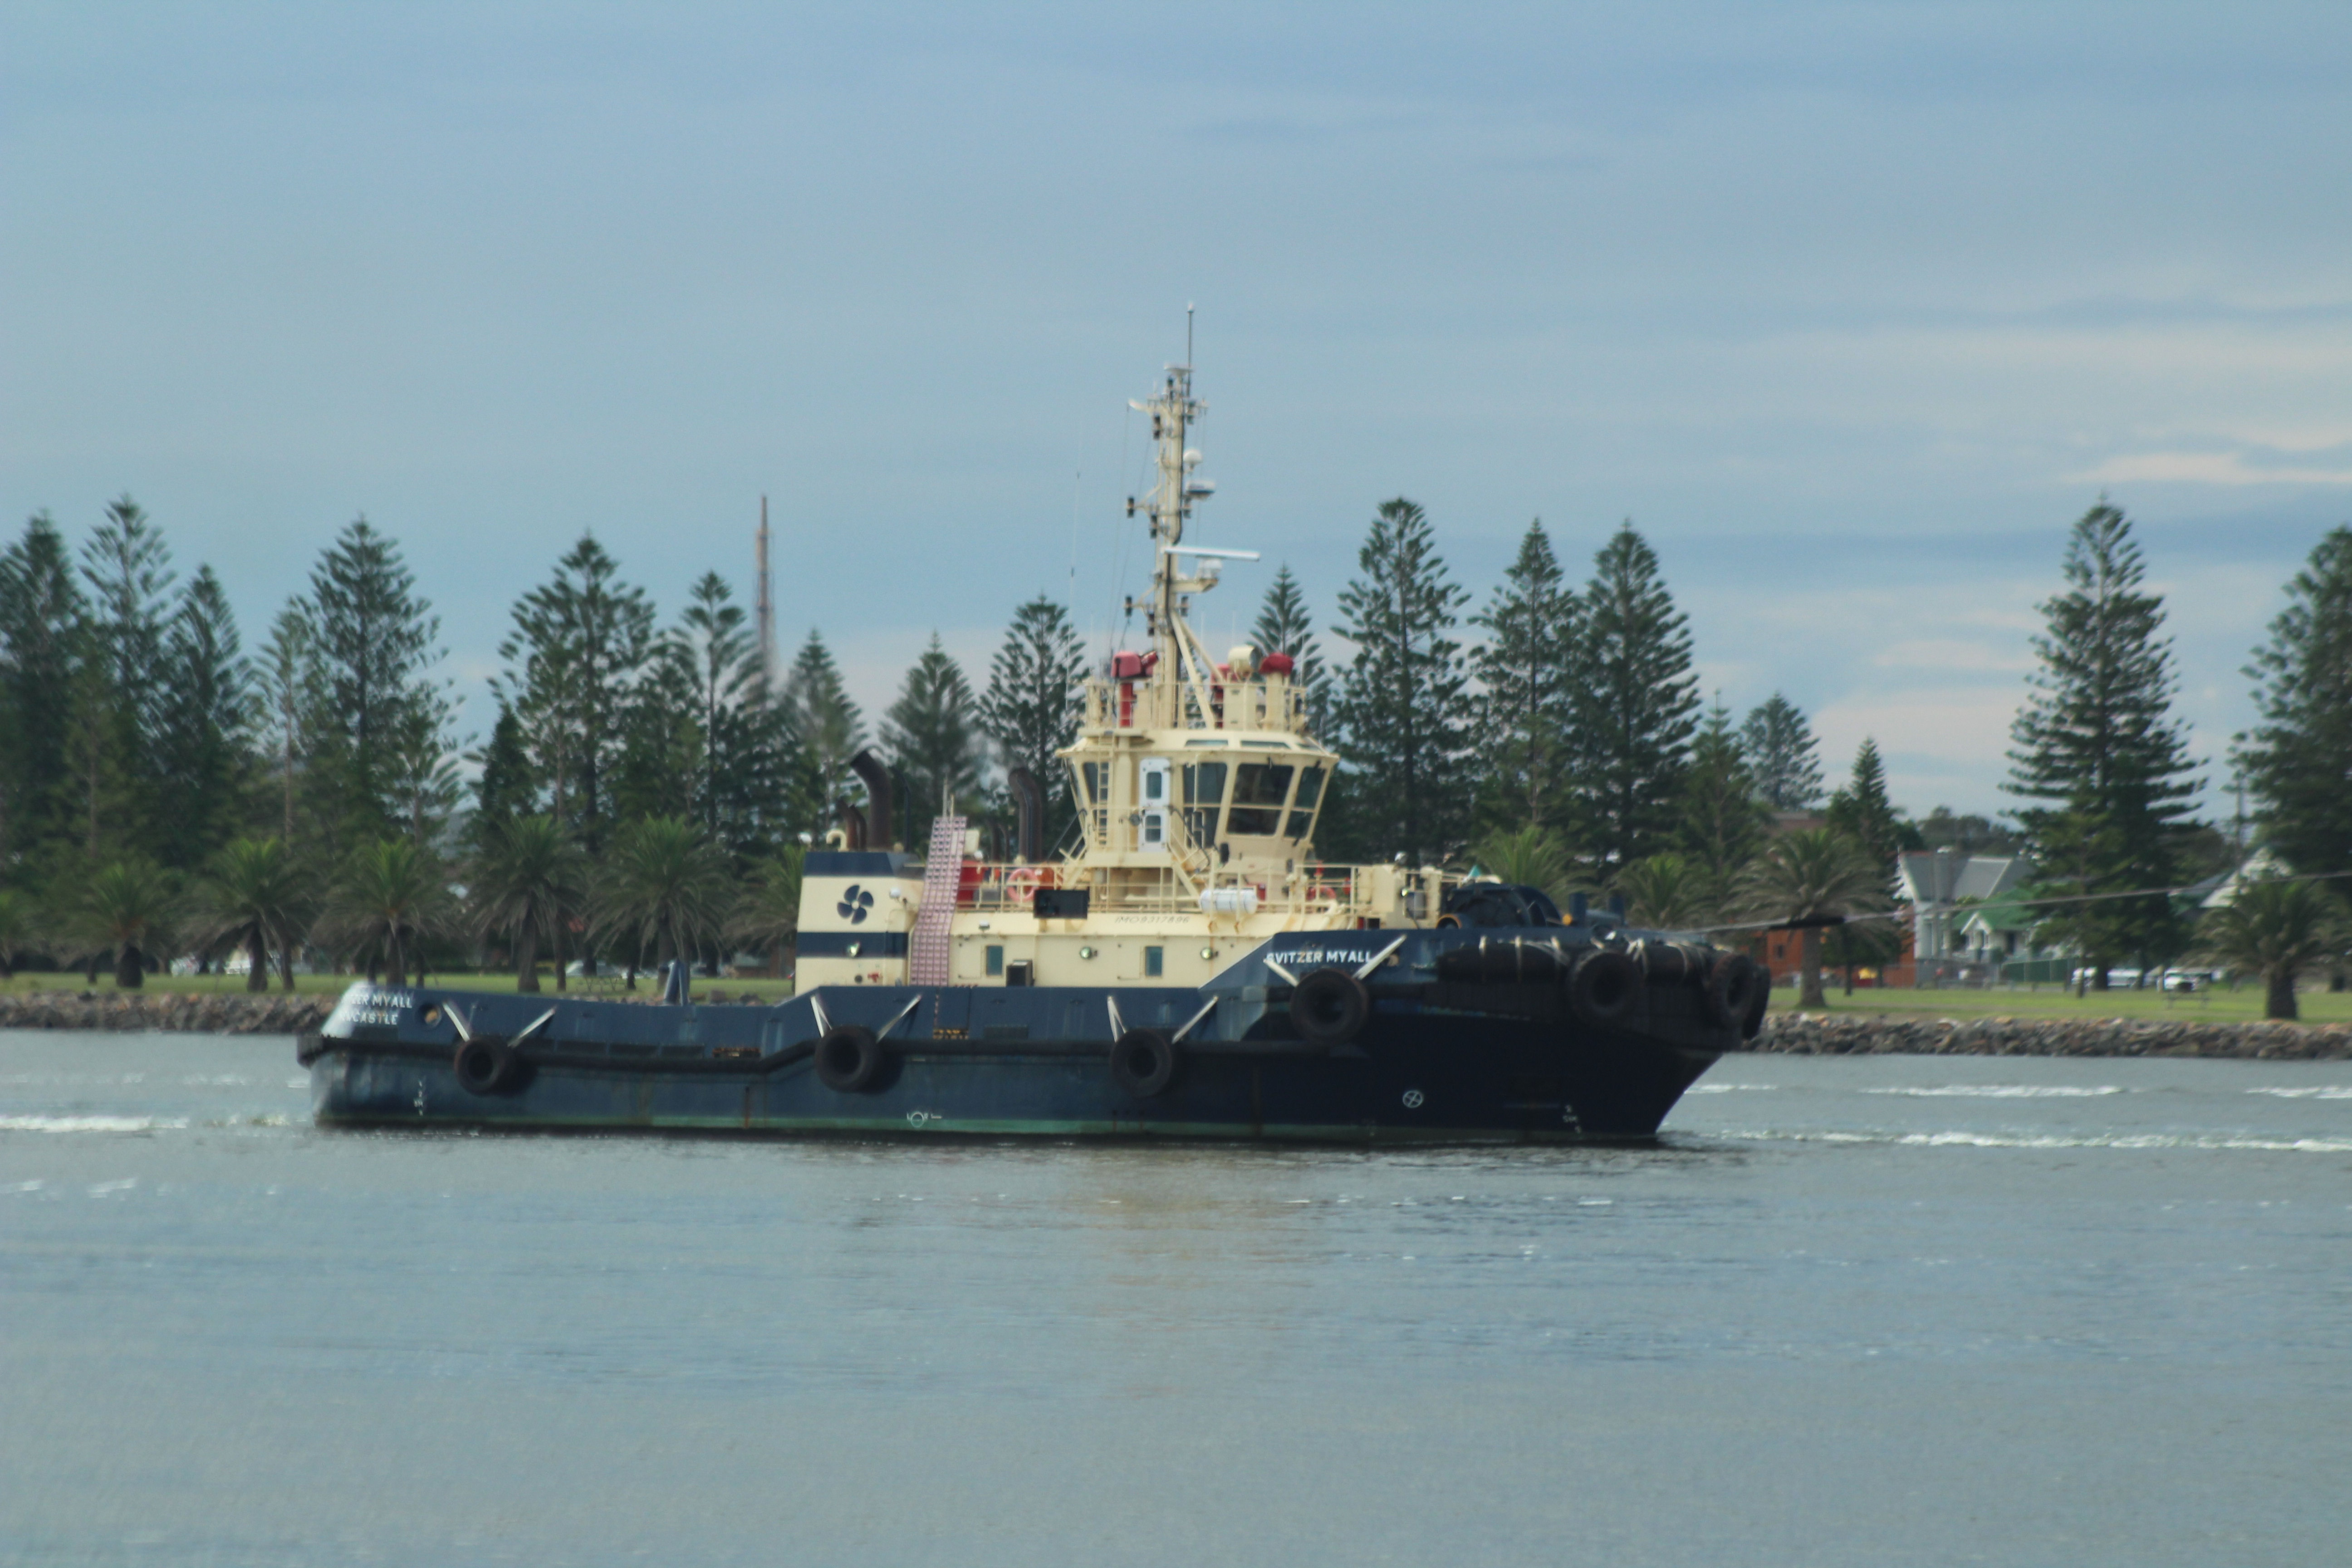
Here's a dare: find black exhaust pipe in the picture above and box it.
[1007,766,1044,863]
[849,748,893,851]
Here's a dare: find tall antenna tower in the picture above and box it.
[755,495,776,691]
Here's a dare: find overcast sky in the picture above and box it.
[6,3,2350,818]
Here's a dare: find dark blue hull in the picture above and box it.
[305,932,1748,1143]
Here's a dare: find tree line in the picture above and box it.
[0,501,1090,990]
[1310,495,2351,1010]
[1,491,2347,1007]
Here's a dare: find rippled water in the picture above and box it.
[4,1032,2347,1566]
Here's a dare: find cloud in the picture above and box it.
[2068,451,2352,485]
[1814,690,2022,774]
[1871,638,2035,675]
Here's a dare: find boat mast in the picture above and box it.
[1127,308,1220,721]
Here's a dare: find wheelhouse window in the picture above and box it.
[1181,761,1227,844]
[1286,765,1325,839]
[1227,762,1294,835]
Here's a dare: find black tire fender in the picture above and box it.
[813,1025,887,1093]
[1704,954,1764,1028]
[452,1037,523,1095]
[1291,967,1370,1045]
[1110,1028,1181,1099]
[1568,949,1641,1026]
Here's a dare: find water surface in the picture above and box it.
[4,1033,2346,1565]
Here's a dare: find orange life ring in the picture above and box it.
[1004,866,1052,905]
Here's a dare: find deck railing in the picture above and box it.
[946,860,1382,918]
[1083,674,1306,734]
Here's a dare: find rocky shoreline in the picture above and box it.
[1754,1011,2352,1061]
[0,990,2347,1061]
[0,991,338,1035]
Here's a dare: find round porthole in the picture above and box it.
[1200,946,1214,960]
[1079,946,1097,960]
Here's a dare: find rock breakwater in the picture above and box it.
[0,992,336,1034]
[1755,1011,2352,1060]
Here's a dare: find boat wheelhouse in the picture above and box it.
[794,357,1437,994]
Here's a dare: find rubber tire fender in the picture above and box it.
[453,1037,522,1096]
[1704,953,1763,1028]
[1110,1028,1181,1099]
[1290,966,1370,1046]
[1568,949,1641,1027]
[813,1025,887,1093]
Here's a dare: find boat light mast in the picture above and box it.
[1126,323,1257,727]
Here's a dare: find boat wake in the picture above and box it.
[0,1114,189,1134]
[1859,1084,2124,1098]
[1709,1126,2352,1153]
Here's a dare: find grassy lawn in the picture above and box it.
[1774,980,2352,1025]
[0,971,798,1002]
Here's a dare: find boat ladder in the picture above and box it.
[910,816,967,985]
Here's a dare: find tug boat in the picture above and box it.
[302,354,1768,1141]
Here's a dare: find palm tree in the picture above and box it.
[1614,851,1712,931]
[1469,824,1574,906]
[470,814,584,993]
[319,838,456,988]
[594,815,735,978]
[189,836,309,993]
[2196,877,2346,1021]
[729,847,806,979]
[74,860,177,990]
[0,887,35,980]
[1742,828,1889,1008]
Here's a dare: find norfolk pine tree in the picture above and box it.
[1470,520,1575,840]
[1676,703,1770,919]
[884,633,984,841]
[1741,694,1824,810]
[497,535,654,853]
[1563,523,1700,877]
[1333,499,1474,866]
[1824,739,1912,871]
[307,519,449,852]
[153,565,253,871]
[0,513,85,866]
[782,630,866,841]
[2005,504,2200,987]
[258,602,330,851]
[1821,739,1912,984]
[2237,526,2352,877]
[977,598,1088,849]
[1251,565,1333,739]
[656,572,792,862]
[78,496,176,854]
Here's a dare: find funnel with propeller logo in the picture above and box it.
[837,884,874,924]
